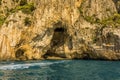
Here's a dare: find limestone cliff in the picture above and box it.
[0,0,120,60]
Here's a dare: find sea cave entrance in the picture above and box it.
[51,27,67,47]
[43,22,68,58]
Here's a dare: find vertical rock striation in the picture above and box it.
[0,0,120,60]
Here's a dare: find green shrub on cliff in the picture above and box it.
[112,13,120,24]
[83,15,100,24]
[79,10,120,27]
[78,3,100,24]
[0,15,5,26]
[20,0,27,6]
[24,17,31,26]
[84,16,94,23]
[11,3,35,14]
[78,1,120,27]
[0,0,2,5]
[21,3,35,14]
[97,13,120,27]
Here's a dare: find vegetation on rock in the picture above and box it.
[0,15,5,27]
[11,2,35,14]
[0,0,2,5]
[24,17,31,26]
[79,5,120,27]
[20,0,27,6]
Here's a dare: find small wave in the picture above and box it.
[0,61,65,70]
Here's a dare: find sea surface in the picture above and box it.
[0,60,120,80]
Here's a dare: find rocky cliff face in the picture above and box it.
[0,0,120,60]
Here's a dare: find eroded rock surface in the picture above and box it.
[0,0,120,60]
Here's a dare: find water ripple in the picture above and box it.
[0,61,65,70]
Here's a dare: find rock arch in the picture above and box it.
[43,22,68,58]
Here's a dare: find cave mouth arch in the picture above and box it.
[54,27,66,32]
[43,23,68,58]
[51,27,67,47]
[15,49,25,58]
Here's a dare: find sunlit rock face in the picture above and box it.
[0,0,120,60]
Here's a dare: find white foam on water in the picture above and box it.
[0,61,65,70]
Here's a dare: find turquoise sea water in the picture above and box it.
[0,60,120,80]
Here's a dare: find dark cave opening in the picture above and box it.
[51,27,67,47]
[15,49,25,58]
[43,27,68,58]
[54,27,66,32]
